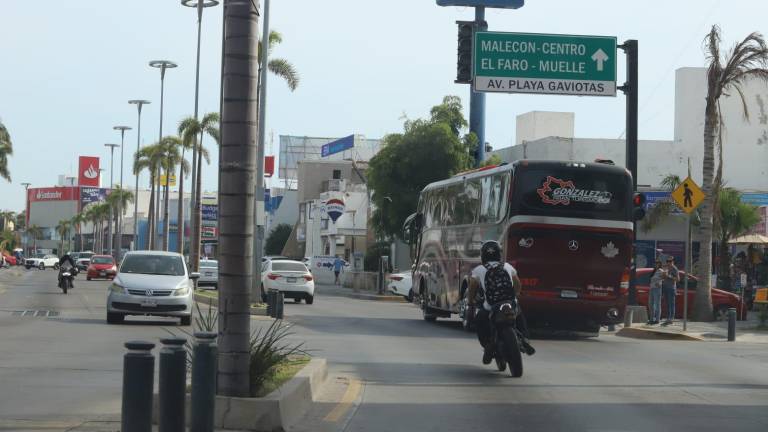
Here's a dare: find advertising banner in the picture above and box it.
[202,204,218,221]
[634,240,656,269]
[657,241,686,268]
[78,156,100,187]
[80,187,108,205]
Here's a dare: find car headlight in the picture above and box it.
[174,285,190,296]
[110,282,125,294]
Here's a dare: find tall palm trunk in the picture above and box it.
[695,101,718,321]
[191,133,204,271]
[218,0,258,397]
[147,170,157,250]
[177,147,186,254]
[162,160,171,251]
[190,138,198,257]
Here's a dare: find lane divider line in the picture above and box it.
[323,377,362,423]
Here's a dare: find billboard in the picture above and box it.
[81,187,109,205]
[202,204,218,221]
[321,135,354,157]
[437,0,524,8]
[78,156,100,187]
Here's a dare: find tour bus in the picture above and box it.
[405,160,635,335]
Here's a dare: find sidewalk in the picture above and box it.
[616,312,768,342]
[316,283,407,302]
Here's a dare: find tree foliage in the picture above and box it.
[368,96,478,239]
[0,120,12,182]
[715,188,761,290]
[264,224,293,256]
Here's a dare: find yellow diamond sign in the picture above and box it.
[671,177,705,214]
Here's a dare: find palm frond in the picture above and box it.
[268,58,299,91]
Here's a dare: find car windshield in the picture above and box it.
[33,254,45,258]
[91,257,113,265]
[200,261,218,268]
[271,262,307,272]
[120,255,186,276]
[79,253,94,259]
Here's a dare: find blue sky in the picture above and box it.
[1,0,765,212]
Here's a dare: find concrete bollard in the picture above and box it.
[159,337,187,432]
[122,341,156,432]
[623,308,634,328]
[191,332,217,432]
[267,289,277,318]
[728,308,737,342]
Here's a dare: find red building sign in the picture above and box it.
[78,156,100,187]
[28,187,78,203]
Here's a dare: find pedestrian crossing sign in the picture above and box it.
[671,177,704,214]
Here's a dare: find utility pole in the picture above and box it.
[619,39,639,305]
[469,6,486,166]
[252,0,270,300]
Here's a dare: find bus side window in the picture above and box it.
[480,175,504,223]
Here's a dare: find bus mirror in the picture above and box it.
[633,193,646,221]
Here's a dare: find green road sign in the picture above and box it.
[473,31,617,96]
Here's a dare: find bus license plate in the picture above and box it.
[287,277,297,283]
[560,290,578,299]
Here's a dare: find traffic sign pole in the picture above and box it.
[619,40,639,305]
[470,6,486,167]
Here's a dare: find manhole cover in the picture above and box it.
[11,310,59,317]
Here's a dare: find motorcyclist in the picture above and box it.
[467,240,535,365]
[58,252,77,288]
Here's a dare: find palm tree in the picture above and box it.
[106,186,135,256]
[134,144,165,250]
[56,220,70,255]
[0,230,17,253]
[27,224,42,255]
[697,26,768,320]
[71,212,87,252]
[0,120,12,182]
[641,175,683,233]
[179,113,218,271]
[715,188,761,291]
[0,210,15,231]
[174,124,196,255]
[154,136,183,252]
[259,30,300,97]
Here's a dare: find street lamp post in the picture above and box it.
[21,182,31,255]
[128,100,151,251]
[149,60,177,251]
[114,126,132,261]
[104,143,119,256]
[182,0,219,270]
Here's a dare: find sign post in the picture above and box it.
[671,171,705,331]
[473,31,617,96]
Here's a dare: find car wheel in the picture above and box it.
[107,312,124,324]
[39,263,45,270]
[714,305,730,321]
[87,277,91,281]
[305,295,314,305]
[407,289,414,303]
[180,316,192,326]
[26,266,31,270]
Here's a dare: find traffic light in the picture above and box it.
[455,20,487,84]
[633,192,646,221]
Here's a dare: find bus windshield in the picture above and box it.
[512,167,632,221]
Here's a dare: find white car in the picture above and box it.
[25,254,59,270]
[198,259,218,288]
[388,272,413,301]
[106,251,199,325]
[261,259,315,304]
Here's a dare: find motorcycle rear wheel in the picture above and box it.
[500,326,523,377]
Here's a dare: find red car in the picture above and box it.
[2,253,17,266]
[86,255,117,280]
[635,268,747,321]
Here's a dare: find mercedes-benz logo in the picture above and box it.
[145,289,153,297]
[568,240,579,251]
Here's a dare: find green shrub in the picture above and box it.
[249,319,308,396]
[364,241,390,272]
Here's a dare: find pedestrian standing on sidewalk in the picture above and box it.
[661,256,679,325]
[647,259,664,325]
[333,256,344,286]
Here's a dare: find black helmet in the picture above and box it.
[480,240,502,264]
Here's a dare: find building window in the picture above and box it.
[332,169,342,180]
[299,203,306,222]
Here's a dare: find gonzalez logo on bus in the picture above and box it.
[536,176,612,206]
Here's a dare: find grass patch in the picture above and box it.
[195,289,217,299]
[253,356,311,397]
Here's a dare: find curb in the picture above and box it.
[194,291,268,316]
[152,358,328,431]
[617,326,705,341]
[347,292,406,302]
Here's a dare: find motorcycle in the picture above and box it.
[58,266,78,294]
[488,300,525,377]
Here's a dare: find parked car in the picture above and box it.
[75,251,95,271]
[86,255,117,280]
[198,259,219,288]
[1,253,17,267]
[260,259,315,304]
[25,254,59,270]
[387,272,413,301]
[262,255,288,263]
[106,251,199,325]
[635,268,747,321]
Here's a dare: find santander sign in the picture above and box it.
[78,156,100,187]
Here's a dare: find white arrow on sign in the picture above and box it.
[591,48,609,71]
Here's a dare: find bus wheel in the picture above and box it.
[421,287,437,322]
